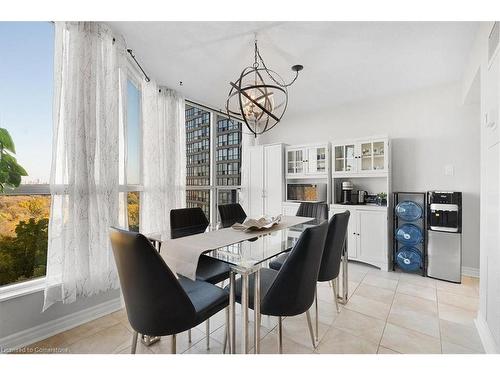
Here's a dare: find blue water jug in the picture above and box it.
[395,200,423,221]
[396,247,423,272]
[395,223,423,245]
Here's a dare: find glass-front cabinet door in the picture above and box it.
[286,149,305,175]
[307,146,327,175]
[372,141,386,171]
[360,142,373,171]
[360,140,386,172]
[334,144,356,173]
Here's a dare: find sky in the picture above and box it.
[0,22,54,184]
[0,22,141,185]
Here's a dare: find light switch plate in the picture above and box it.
[445,165,455,176]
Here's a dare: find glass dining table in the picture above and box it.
[148,217,349,354]
[207,217,349,354]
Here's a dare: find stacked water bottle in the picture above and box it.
[394,200,424,272]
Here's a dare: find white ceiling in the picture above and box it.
[109,22,479,116]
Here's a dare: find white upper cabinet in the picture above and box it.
[333,138,389,175]
[286,144,329,178]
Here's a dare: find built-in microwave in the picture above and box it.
[286,183,327,202]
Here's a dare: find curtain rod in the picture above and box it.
[126,49,151,83]
[185,99,244,122]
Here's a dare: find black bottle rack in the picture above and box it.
[392,192,427,276]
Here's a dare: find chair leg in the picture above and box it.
[206,319,210,350]
[277,316,283,354]
[223,307,230,354]
[131,331,138,354]
[315,286,319,342]
[332,278,340,313]
[171,334,176,354]
[305,310,316,349]
[188,329,192,343]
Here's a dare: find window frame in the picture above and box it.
[0,62,144,297]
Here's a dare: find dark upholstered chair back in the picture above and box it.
[218,203,247,228]
[170,207,209,239]
[109,227,196,336]
[296,202,328,221]
[262,221,328,317]
[318,211,350,282]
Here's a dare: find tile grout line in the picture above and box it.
[376,274,398,353]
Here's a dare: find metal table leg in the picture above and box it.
[254,269,261,354]
[229,271,236,354]
[241,273,249,354]
[337,241,349,305]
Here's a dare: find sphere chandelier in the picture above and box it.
[226,38,303,137]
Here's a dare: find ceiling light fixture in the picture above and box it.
[226,38,303,137]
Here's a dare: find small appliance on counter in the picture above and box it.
[340,181,354,204]
[286,183,327,202]
[365,194,378,205]
[358,190,367,204]
[426,191,462,283]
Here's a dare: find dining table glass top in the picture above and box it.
[203,217,322,270]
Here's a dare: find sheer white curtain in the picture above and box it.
[44,22,127,310]
[140,83,186,238]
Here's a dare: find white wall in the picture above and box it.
[260,82,480,271]
[462,22,500,354]
[0,289,121,348]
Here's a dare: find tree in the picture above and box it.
[12,218,49,279]
[0,127,28,193]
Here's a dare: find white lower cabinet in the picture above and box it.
[330,205,389,270]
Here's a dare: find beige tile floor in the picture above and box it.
[20,262,484,354]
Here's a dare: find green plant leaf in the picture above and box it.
[0,128,16,153]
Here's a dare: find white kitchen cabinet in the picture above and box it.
[357,209,388,264]
[286,144,329,178]
[330,205,389,270]
[333,138,389,175]
[247,144,284,218]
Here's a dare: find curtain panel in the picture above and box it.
[140,83,186,238]
[44,22,127,310]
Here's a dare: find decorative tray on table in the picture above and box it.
[231,215,282,232]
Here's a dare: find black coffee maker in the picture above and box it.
[341,181,353,204]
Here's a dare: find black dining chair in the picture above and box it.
[296,202,329,220]
[170,207,231,348]
[269,202,328,271]
[218,203,247,228]
[109,227,229,354]
[226,221,329,353]
[170,207,231,284]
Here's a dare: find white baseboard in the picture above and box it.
[462,266,480,278]
[0,297,123,351]
[474,312,499,354]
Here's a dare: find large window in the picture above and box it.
[123,80,142,232]
[0,24,143,289]
[184,104,242,223]
[0,22,54,287]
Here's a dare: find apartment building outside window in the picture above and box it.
[185,104,242,222]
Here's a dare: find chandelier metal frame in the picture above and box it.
[226,39,303,137]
